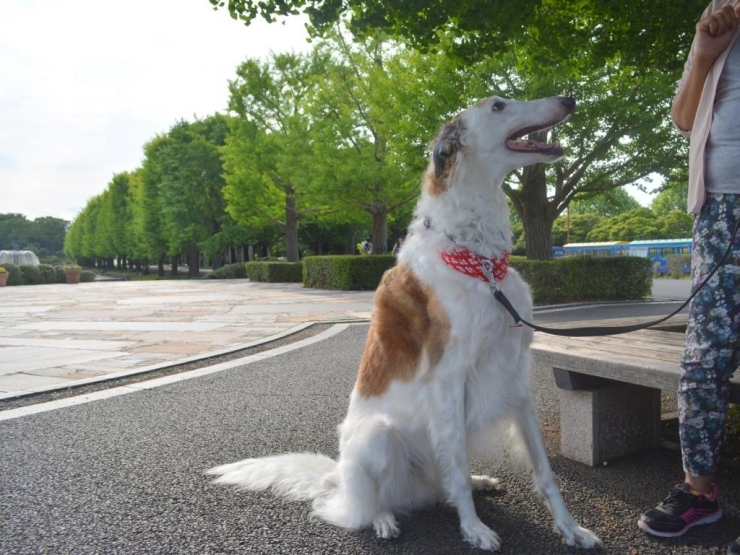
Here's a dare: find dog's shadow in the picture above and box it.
[332,490,596,555]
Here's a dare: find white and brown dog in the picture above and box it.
[208,96,601,551]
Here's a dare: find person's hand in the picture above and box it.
[694,4,740,62]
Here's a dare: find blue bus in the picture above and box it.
[626,239,692,275]
[561,241,630,257]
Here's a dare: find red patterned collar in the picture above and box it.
[440,248,509,283]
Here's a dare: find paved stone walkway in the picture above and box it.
[0,279,374,399]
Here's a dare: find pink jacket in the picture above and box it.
[674,0,740,214]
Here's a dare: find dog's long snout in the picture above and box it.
[560,97,576,111]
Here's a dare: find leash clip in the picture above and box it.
[480,259,500,296]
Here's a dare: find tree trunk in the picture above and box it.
[285,190,300,262]
[371,207,388,254]
[171,256,178,277]
[158,256,165,278]
[212,251,223,270]
[523,215,554,260]
[519,163,556,260]
[347,228,356,255]
[188,250,200,278]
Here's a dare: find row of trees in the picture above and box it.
[0,214,69,257]
[67,4,700,267]
[206,1,709,260]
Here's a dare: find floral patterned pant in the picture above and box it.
[679,193,740,477]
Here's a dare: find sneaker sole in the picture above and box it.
[637,509,723,538]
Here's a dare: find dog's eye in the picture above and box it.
[491,101,506,112]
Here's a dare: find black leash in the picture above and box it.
[481,218,740,337]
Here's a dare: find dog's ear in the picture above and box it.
[432,116,464,179]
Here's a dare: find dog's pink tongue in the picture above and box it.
[506,139,556,151]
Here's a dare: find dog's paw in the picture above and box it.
[373,511,400,539]
[557,522,601,549]
[471,475,501,492]
[461,519,501,551]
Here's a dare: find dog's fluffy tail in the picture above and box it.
[207,453,337,501]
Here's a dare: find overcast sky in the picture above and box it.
[0,0,311,222]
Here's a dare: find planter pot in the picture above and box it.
[65,270,81,284]
[0,273,7,286]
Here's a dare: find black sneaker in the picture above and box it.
[638,482,722,538]
[728,536,740,555]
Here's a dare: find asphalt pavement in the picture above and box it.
[5,277,738,555]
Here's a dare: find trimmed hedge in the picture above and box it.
[207,262,248,280]
[54,266,67,283]
[666,253,692,278]
[38,264,57,284]
[303,254,650,301]
[246,261,303,283]
[19,265,44,285]
[0,264,97,286]
[511,256,652,305]
[3,263,22,286]
[303,255,396,291]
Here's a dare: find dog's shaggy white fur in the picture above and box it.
[207,95,601,551]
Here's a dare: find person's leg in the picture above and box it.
[639,193,740,537]
[680,193,740,483]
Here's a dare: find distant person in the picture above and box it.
[637,3,740,553]
[392,237,404,256]
[362,237,373,255]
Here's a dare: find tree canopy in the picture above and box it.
[0,214,68,255]
[207,0,707,73]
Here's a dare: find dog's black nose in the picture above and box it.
[560,97,576,110]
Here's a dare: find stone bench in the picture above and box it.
[530,315,740,466]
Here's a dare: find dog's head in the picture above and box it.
[430,96,575,191]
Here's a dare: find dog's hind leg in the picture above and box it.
[430,380,501,551]
[512,402,602,549]
[314,416,401,538]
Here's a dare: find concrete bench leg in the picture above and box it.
[559,383,661,466]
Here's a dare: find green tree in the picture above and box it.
[99,173,134,268]
[207,0,706,75]
[94,188,117,266]
[651,168,690,216]
[658,211,693,238]
[552,213,606,246]
[489,45,684,258]
[223,53,327,262]
[569,188,641,218]
[64,213,84,263]
[29,217,69,256]
[0,214,32,250]
[209,1,696,260]
[78,196,103,263]
[158,115,235,276]
[587,208,661,241]
[137,136,172,275]
[306,31,490,253]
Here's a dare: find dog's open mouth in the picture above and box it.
[505,121,564,156]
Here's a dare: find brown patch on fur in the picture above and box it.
[355,264,451,398]
[426,116,464,197]
[474,98,488,108]
[424,162,449,197]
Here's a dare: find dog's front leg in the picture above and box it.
[430,379,501,551]
[513,403,601,548]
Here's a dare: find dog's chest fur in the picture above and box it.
[351,229,534,430]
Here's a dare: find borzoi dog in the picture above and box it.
[208,95,601,551]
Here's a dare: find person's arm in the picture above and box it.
[672,3,740,132]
